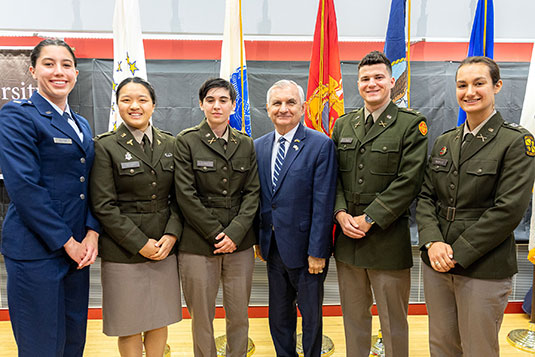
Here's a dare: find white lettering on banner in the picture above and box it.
[1,82,37,100]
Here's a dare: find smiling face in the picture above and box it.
[199,87,236,131]
[117,82,155,131]
[29,45,78,109]
[456,63,502,121]
[266,84,305,135]
[357,63,395,112]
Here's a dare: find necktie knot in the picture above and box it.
[463,133,474,143]
[63,110,84,142]
[142,134,152,160]
[217,137,227,151]
[461,133,475,157]
[365,114,374,134]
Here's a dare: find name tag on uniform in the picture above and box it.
[121,161,141,169]
[197,160,214,167]
[53,137,72,144]
[340,137,353,144]
[431,157,448,167]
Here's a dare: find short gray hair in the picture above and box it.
[266,80,305,105]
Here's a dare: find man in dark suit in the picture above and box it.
[255,79,337,357]
[332,51,428,357]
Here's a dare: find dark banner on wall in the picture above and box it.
[0,50,37,109]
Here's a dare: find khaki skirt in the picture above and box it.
[101,254,182,336]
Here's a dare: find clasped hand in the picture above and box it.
[139,234,178,260]
[63,229,99,269]
[427,242,457,272]
[213,232,237,254]
[336,211,371,239]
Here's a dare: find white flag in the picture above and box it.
[220,0,251,136]
[520,44,535,263]
[108,0,147,131]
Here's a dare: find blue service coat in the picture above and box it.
[254,123,337,269]
[0,91,99,260]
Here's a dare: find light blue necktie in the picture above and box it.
[272,137,286,191]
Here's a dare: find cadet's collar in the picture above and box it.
[36,91,71,116]
[463,110,496,139]
[364,101,391,123]
[124,123,153,144]
[210,125,229,142]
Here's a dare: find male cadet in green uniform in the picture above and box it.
[332,51,428,357]
[174,78,260,357]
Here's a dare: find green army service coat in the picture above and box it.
[174,119,260,256]
[90,124,182,264]
[332,101,428,270]
[416,112,535,279]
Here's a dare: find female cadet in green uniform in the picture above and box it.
[90,77,182,357]
[174,78,260,357]
[416,57,535,356]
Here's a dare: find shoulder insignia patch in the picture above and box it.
[418,121,428,136]
[524,134,535,157]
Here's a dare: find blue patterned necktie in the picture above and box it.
[272,137,287,191]
[63,111,84,142]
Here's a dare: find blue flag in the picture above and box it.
[220,0,252,136]
[457,0,494,125]
[384,0,408,108]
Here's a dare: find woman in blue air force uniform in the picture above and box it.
[0,38,99,357]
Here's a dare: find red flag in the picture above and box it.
[305,0,344,137]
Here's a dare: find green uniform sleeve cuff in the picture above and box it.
[451,235,481,269]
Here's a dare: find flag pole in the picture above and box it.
[239,0,245,133]
[483,0,487,55]
[317,0,325,133]
[407,0,411,108]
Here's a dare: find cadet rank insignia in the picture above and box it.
[419,121,428,136]
[524,135,535,157]
[439,146,447,156]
